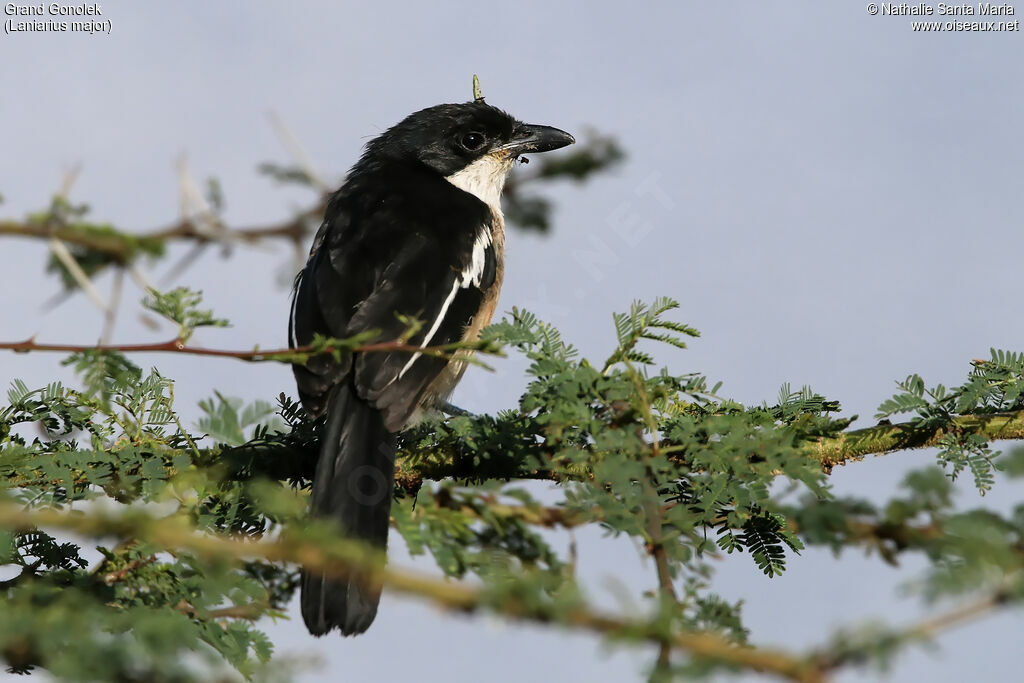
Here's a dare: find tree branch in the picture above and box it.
[176,600,271,622]
[397,408,1024,491]
[0,135,618,262]
[806,411,1024,469]
[0,207,321,263]
[0,501,820,682]
[0,336,501,365]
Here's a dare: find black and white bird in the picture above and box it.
[288,100,574,636]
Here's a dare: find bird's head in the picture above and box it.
[360,101,575,207]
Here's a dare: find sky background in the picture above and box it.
[2,2,1024,681]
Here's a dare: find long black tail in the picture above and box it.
[301,382,396,636]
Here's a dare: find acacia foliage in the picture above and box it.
[3,291,1024,681]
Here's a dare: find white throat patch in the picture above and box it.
[445,153,515,213]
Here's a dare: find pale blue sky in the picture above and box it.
[2,2,1023,681]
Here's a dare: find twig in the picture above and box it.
[158,240,209,287]
[905,591,1009,639]
[0,336,501,365]
[100,268,124,344]
[269,112,331,193]
[176,156,223,241]
[808,585,1015,676]
[175,600,270,622]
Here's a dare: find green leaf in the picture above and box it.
[142,287,230,342]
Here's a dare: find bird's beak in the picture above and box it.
[501,124,576,155]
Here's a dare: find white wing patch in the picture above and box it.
[394,154,513,381]
[462,228,491,288]
[289,271,303,348]
[397,278,460,379]
[397,225,492,379]
[290,218,331,349]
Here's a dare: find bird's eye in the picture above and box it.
[460,132,487,152]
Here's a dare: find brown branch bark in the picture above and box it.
[0,336,498,364]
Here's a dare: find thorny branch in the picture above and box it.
[0,136,608,262]
[0,209,320,264]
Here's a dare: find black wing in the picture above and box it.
[289,168,496,431]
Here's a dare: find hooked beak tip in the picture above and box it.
[505,124,575,155]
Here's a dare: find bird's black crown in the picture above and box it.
[356,101,574,177]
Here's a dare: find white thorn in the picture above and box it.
[47,237,108,313]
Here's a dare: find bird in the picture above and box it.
[288,99,574,636]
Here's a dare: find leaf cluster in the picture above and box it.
[3,300,1024,681]
[33,196,165,289]
[875,349,1024,493]
[1,367,286,679]
[142,288,231,343]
